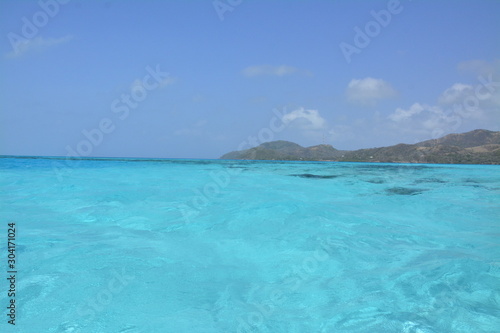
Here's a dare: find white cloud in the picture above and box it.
[6,35,73,58]
[343,61,500,144]
[388,103,447,126]
[455,59,500,108]
[242,65,306,77]
[438,83,474,105]
[387,74,500,139]
[386,103,455,139]
[388,103,462,138]
[282,108,326,131]
[346,77,397,106]
[389,103,425,122]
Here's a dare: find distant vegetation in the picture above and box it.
[220,129,500,164]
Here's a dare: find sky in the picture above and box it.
[0,0,499,159]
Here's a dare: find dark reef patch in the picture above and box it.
[385,187,426,195]
[357,164,430,171]
[414,178,447,184]
[366,178,386,184]
[461,178,489,188]
[462,178,482,184]
[290,173,339,179]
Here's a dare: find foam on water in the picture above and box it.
[0,157,499,332]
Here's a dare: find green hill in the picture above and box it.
[220,129,500,164]
[220,140,346,161]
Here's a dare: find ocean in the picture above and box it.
[0,156,499,333]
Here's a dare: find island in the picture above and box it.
[220,129,500,164]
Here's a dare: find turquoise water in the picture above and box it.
[0,157,499,333]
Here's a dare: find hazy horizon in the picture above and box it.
[1,127,498,160]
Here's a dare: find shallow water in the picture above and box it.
[0,157,499,332]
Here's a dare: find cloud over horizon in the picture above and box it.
[387,70,500,139]
[282,108,326,131]
[346,77,397,106]
[438,83,475,105]
[279,107,328,142]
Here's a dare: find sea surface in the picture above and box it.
[0,156,499,333]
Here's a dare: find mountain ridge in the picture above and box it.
[220,129,500,164]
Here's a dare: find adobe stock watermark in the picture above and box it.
[51,64,172,181]
[236,237,338,333]
[177,107,289,224]
[213,0,243,21]
[431,73,499,139]
[339,0,410,64]
[7,0,70,56]
[76,267,136,323]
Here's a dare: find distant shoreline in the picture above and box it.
[1,155,499,166]
[220,129,500,165]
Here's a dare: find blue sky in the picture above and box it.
[1,0,499,158]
